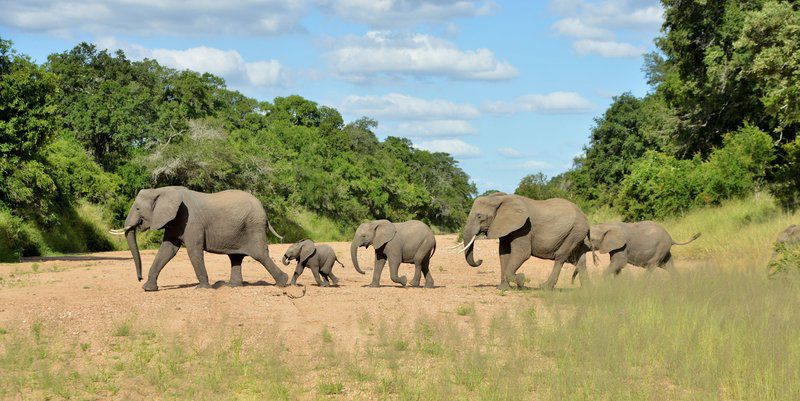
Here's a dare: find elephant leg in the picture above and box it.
[252,250,288,287]
[421,258,434,288]
[142,238,180,291]
[500,235,530,290]
[410,260,422,287]
[604,251,627,277]
[290,263,304,286]
[573,251,590,287]
[540,260,565,290]
[370,253,387,287]
[228,254,245,287]
[323,261,339,286]
[660,253,676,275]
[388,258,407,287]
[186,246,211,289]
[311,266,327,287]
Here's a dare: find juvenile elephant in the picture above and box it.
[586,221,700,276]
[767,224,800,273]
[282,239,343,287]
[351,220,437,288]
[110,186,288,291]
[458,192,590,290]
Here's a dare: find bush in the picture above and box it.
[0,209,38,261]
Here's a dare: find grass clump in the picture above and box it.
[113,321,132,337]
[456,303,475,316]
[317,380,344,395]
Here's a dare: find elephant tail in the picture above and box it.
[267,221,284,243]
[429,241,437,259]
[334,256,345,268]
[673,232,701,246]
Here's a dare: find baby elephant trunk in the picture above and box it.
[281,254,290,266]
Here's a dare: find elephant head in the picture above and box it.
[462,193,529,267]
[350,220,396,274]
[588,224,626,254]
[111,187,184,282]
[283,239,316,266]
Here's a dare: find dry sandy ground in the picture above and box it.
[0,234,616,355]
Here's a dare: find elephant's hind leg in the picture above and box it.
[659,252,676,275]
[228,254,245,287]
[252,250,288,287]
[421,257,434,288]
[540,260,565,290]
[322,261,339,286]
[571,251,590,287]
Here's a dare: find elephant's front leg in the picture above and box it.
[369,252,387,287]
[290,262,304,286]
[143,238,181,292]
[388,258,407,287]
[603,251,627,277]
[186,245,211,289]
[498,236,529,290]
[310,266,327,287]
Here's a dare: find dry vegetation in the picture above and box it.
[2,195,800,400]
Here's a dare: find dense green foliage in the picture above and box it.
[0,39,475,258]
[516,0,800,219]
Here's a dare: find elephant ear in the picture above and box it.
[299,240,316,262]
[151,190,182,230]
[599,226,626,253]
[487,196,529,239]
[373,220,397,249]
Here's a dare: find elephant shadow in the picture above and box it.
[472,284,576,292]
[157,280,278,291]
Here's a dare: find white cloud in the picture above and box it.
[98,38,285,87]
[573,39,644,58]
[483,92,594,115]
[340,93,480,120]
[549,0,662,58]
[552,18,612,39]
[320,0,494,28]
[0,0,309,37]
[415,139,482,157]
[326,31,518,82]
[497,147,527,158]
[396,120,477,137]
[519,160,553,170]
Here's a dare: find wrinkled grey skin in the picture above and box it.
[586,221,700,277]
[351,220,437,288]
[462,192,590,291]
[767,224,800,271]
[282,239,343,287]
[120,186,288,291]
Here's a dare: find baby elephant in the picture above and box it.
[282,239,344,287]
[586,221,700,277]
[350,219,437,288]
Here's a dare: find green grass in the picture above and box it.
[113,321,132,337]
[289,208,350,242]
[317,380,344,395]
[456,303,475,316]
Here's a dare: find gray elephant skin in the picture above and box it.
[767,224,800,272]
[460,192,590,290]
[283,239,343,287]
[587,221,700,276]
[351,220,437,288]
[114,186,288,291]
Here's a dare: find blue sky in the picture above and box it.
[0,0,663,193]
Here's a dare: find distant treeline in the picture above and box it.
[0,38,475,258]
[515,0,800,220]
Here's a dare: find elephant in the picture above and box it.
[110,186,288,291]
[458,192,590,290]
[586,221,700,277]
[282,239,343,287]
[351,220,437,288]
[767,224,800,274]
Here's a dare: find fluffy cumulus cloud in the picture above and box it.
[0,0,308,37]
[549,0,662,58]
[98,38,284,87]
[496,147,528,158]
[395,120,477,137]
[415,139,481,157]
[320,0,495,28]
[326,31,518,82]
[340,93,480,120]
[483,92,594,115]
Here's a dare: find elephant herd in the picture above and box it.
[111,186,703,292]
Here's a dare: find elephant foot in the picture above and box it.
[368,282,381,288]
[195,282,212,290]
[319,282,329,287]
[424,279,435,289]
[394,276,407,287]
[331,278,339,287]
[227,279,243,287]
[409,280,421,288]
[538,281,556,291]
[275,273,288,287]
[142,281,158,292]
[515,273,526,289]
[497,282,511,291]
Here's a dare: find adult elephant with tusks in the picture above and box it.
[109,186,288,291]
[456,192,590,290]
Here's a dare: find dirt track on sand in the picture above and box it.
[0,235,620,354]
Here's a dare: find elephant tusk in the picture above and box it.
[447,242,464,250]
[109,229,125,235]
[457,235,477,253]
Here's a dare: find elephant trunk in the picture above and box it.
[351,241,366,274]
[282,254,290,266]
[463,222,482,267]
[126,228,142,282]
